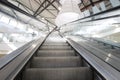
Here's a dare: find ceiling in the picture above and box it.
[7,0,60,26]
[0,0,105,30]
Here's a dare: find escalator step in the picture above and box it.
[37,50,75,57]
[40,46,71,50]
[43,42,68,46]
[23,67,93,80]
[31,56,82,68]
[40,45,71,49]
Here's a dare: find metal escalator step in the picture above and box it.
[45,41,66,43]
[31,56,82,68]
[37,50,75,57]
[40,45,71,50]
[37,50,75,54]
[43,42,68,46]
[23,67,93,80]
[41,45,71,48]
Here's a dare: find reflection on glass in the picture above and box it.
[0,12,48,58]
[61,13,120,43]
[60,5,120,72]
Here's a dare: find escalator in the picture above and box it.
[0,31,119,80]
[22,34,93,80]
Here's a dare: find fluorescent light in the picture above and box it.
[58,7,61,10]
[42,17,45,20]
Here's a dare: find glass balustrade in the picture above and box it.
[60,8,120,43]
[0,12,49,57]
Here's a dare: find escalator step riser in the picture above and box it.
[37,50,75,56]
[31,57,82,68]
[40,47,71,50]
[43,43,68,46]
[24,67,93,80]
[37,52,75,57]
[41,45,71,48]
[38,50,75,53]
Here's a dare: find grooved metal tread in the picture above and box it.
[23,67,93,80]
[24,39,93,80]
[40,45,71,49]
[37,50,75,57]
[43,42,68,46]
[40,46,71,50]
[31,56,82,68]
[38,50,75,53]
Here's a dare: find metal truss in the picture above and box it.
[33,0,57,17]
[0,0,57,26]
[14,0,58,26]
[80,0,104,11]
[34,0,56,18]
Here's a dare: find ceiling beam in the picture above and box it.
[34,0,56,26]
[35,0,56,17]
[81,0,104,11]
[41,17,55,19]
[46,0,59,12]
[42,17,56,27]
[79,0,87,12]
[55,0,61,6]
[45,9,56,17]
[38,0,42,3]
[81,0,86,9]
[13,0,56,26]
[28,0,34,11]
[33,0,47,16]
[89,0,95,6]
[15,0,34,14]
[34,0,56,17]
[14,0,56,17]
[0,0,57,27]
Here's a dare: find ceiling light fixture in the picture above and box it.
[42,17,45,20]
[58,7,61,10]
